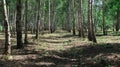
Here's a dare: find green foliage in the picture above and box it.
[105,65,111,67]
[0,0,120,31]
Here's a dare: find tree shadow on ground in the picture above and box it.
[40,39,71,44]
[24,42,119,67]
[0,40,120,67]
[39,34,78,40]
[51,43,120,67]
[9,42,120,67]
[58,43,120,58]
[11,43,40,55]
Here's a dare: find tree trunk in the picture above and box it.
[72,0,76,35]
[78,0,85,38]
[48,0,51,33]
[52,11,56,33]
[16,0,23,48]
[65,0,71,32]
[116,10,120,32]
[88,0,97,43]
[24,0,28,44]
[2,0,11,54]
[102,0,107,35]
[35,0,41,39]
[50,0,56,33]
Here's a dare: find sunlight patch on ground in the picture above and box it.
[97,36,120,43]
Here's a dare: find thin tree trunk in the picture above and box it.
[66,0,71,32]
[48,0,51,33]
[50,1,54,33]
[102,0,107,35]
[2,0,11,54]
[24,0,28,44]
[116,10,120,32]
[13,11,16,36]
[94,0,98,33]
[35,0,40,39]
[52,11,56,33]
[16,0,23,48]
[42,1,45,31]
[72,0,76,35]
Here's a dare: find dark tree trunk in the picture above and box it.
[116,10,120,32]
[2,0,11,54]
[72,0,76,35]
[35,0,40,39]
[88,0,97,43]
[16,0,23,49]
[24,0,28,44]
[102,0,107,35]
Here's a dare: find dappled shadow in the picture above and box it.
[39,34,75,44]
[57,43,120,58]
[1,34,120,67]
[40,39,71,44]
[50,43,120,66]
[17,42,119,67]
[39,34,78,40]
[11,45,39,55]
[0,39,4,48]
[0,39,5,54]
[96,34,104,36]
[61,34,78,38]
[11,42,119,67]
[39,36,62,40]
[0,42,120,67]
[96,31,120,36]
[0,60,56,67]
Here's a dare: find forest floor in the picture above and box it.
[0,31,120,67]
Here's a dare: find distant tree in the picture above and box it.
[88,0,97,43]
[16,0,23,48]
[2,0,11,54]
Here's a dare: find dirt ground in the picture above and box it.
[0,32,120,67]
